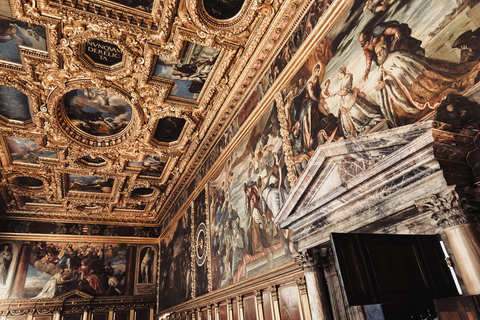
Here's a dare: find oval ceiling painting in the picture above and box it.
[64,88,132,137]
[203,0,244,19]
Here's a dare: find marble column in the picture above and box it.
[10,242,31,299]
[296,249,332,320]
[125,245,137,295]
[416,185,480,295]
[296,277,312,320]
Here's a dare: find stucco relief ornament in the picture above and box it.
[415,186,475,229]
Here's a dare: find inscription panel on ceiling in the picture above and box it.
[84,39,123,67]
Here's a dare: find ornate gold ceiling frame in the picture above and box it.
[15,0,162,32]
[66,151,114,171]
[126,180,161,199]
[47,79,143,149]
[111,201,154,215]
[6,172,53,195]
[145,27,239,112]
[15,193,64,210]
[58,28,143,81]
[185,0,261,36]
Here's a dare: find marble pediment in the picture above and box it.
[275,121,476,251]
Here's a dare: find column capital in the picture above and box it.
[318,248,336,277]
[255,290,263,304]
[296,277,308,295]
[237,295,243,308]
[269,285,278,302]
[415,185,477,229]
[294,248,322,272]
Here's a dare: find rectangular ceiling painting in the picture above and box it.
[153,42,220,100]
[0,15,47,64]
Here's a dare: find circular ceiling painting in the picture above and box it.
[203,0,244,19]
[64,88,132,137]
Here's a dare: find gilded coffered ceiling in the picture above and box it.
[0,0,313,226]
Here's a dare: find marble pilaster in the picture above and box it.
[416,185,480,294]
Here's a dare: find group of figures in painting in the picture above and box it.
[209,102,295,290]
[27,243,127,298]
[279,0,480,176]
[6,242,157,299]
[158,211,191,310]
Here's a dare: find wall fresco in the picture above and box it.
[24,242,128,298]
[209,102,295,290]
[0,219,159,237]
[193,190,209,297]
[158,207,192,311]
[278,0,480,175]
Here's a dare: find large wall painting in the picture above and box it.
[277,0,480,177]
[153,42,220,100]
[208,101,295,290]
[0,15,47,64]
[24,242,128,299]
[135,245,157,295]
[193,190,209,297]
[158,207,192,311]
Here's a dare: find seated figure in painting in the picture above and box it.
[374,36,480,126]
[332,66,385,138]
[359,20,425,82]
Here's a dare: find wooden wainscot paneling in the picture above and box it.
[134,309,150,320]
[91,312,109,320]
[112,310,129,320]
[33,316,52,320]
[243,294,256,320]
[201,307,208,320]
[232,299,238,320]
[278,282,302,320]
[61,314,82,320]
[219,302,227,320]
[262,290,273,320]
